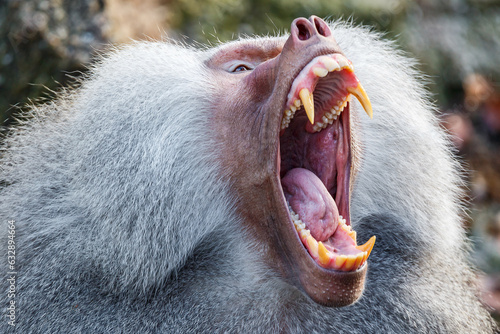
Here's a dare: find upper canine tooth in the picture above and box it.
[322,57,340,72]
[313,67,328,78]
[347,83,373,119]
[299,88,315,124]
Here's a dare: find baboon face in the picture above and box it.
[207,16,374,306]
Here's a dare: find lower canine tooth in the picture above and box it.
[355,236,376,258]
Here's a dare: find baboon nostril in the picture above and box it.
[296,22,311,41]
[313,17,331,37]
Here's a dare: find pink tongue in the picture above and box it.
[282,168,339,241]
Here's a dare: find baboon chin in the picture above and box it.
[1,16,496,333]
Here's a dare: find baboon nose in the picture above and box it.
[291,16,332,42]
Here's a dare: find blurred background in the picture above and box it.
[1,0,500,320]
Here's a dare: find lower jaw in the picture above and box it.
[288,204,371,272]
[297,253,368,307]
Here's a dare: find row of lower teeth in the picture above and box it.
[288,203,347,239]
[288,204,306,231]
[287,203,369,270]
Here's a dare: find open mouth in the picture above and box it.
[279,53,376,271]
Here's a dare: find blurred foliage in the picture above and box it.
[167,0,500,106]
[166,0,407,42]
[2,0,499,125]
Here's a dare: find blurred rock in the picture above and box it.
[0,0,169,127]
[0,0,108,125]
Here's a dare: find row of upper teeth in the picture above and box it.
[281,99,302,130]
[281,55,355,132]
[280,94,350,132]
[311,96,350,132]
[281,55,354,131]
[281,55,374,132]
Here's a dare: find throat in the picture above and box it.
[278,107,366,270]
[279,109,350,223]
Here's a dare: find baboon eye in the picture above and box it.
[232,64,252,72]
